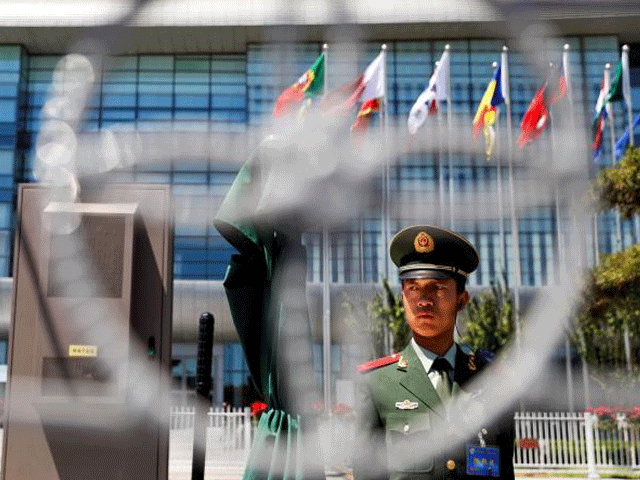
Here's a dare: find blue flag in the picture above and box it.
[615,112,640,160]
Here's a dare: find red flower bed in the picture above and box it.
[585,405,640,427]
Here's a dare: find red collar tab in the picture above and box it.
[359,353,401,372]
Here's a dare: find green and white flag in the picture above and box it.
[606,61,624,103]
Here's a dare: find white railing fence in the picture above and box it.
[515,411,640,470]
[167,408,640,471]
[170,406,252,453]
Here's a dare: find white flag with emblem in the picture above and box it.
[408,49,449,134]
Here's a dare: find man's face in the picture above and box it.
[401,277,469,342]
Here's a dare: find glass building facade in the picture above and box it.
[1,34,639,405]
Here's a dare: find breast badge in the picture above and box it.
[397,356,408,369]
[395,399,419,410]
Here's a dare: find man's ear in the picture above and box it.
[457,291,469,311]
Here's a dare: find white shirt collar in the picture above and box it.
[410,337,457,373]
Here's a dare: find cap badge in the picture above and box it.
[395,399,419,410]
[414,232,434,253]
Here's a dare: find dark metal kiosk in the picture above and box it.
[2,183,173,480]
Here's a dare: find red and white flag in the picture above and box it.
[518,84,549,149]
[351,50,386,133]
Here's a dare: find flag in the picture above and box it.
[592,75,609,160]
[518,84,549,149]
[472,64,504,157]
[407,49,449,134]
[318,73,364,115]
[606,50,633,115]
[593,107,607,160]
[606,61,623,103]
[547,60,567,106]
[351,98,381,133]
[614,112,640,159]
[350,50,386,133]
[316,50,385,133]
[273,53,325,117]
[359,51,386,103]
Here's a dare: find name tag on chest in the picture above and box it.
[466,445,500,477]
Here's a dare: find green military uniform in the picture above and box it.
[356,343,514,480]
[354,226,514,480]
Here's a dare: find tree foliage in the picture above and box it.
[459,280,514,354]
[570,147,640,401]
[370,279,411,353]
[598,146,640,218]
[572,244,640,386]
[342,278,410,359]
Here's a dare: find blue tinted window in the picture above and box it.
[10,39,625,285]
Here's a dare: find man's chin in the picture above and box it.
[414,328,446,339]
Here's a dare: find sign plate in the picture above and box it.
[68,345,98,357]
[466,445,500,477]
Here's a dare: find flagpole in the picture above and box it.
[563,45,575,129]
[605,63,624,253]
[619,45,635,379]
[320,43,333,416]
[546,61,568,413]
[436,59,445,226]
[549,57,574,411]
[604,61,632,376]
[381,44,391,285]
[621,45,640,248]
[445,44,454,230]
[592,63,602,267]
[622,45,634,148]
[492,60,506,283]
[562,44,579,410]
[502,45,522,364]
[565,44,595,273]
[547,61,566,287]
[563,44,588,269]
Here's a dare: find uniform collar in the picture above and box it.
[410,337,457,374]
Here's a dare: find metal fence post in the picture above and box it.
[584,412,600,480]
[191,312,215,480]
[244,407,252,456]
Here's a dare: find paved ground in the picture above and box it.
[1,429,637,479]
[168,429,248,480]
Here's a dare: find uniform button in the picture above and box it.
[403,423,410,434]
[446,459,456,471]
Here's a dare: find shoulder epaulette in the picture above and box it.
[358,353,401,373]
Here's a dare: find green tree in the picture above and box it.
[342,278,409,359]
[598,146,640,218]
[370,278,411,353]
[570,146,640,402]
[459,280,514,354]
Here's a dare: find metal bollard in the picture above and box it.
[191,312,215,480]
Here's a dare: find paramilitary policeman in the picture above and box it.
[354,225,514,480]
